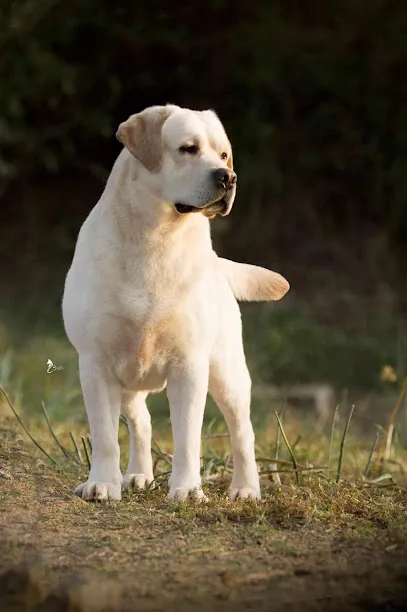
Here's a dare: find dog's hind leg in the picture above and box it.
[121,391,154,491]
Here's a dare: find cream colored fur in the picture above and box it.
[62,104,289,502]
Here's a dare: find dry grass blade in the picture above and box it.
[364,473,394,484]
[119,414,128,428]
[256,457,300,466]
[274,404,287,461]
[69,431,83,464]
[260,465,328,475]
[202,433,230,439]
[364,430,380,479]
[328,404,339,474]
[274,422,281,462]
[0,384,59,466]
[81,436,91,470]
[384,377,407,461]
[41,401,78,463]
[151,436,173,466]
[146,471,172,491]
[336,404,355,484]
[151,448,173,465]
[153,453,172,475]
[274,411,300,485]
[272,408,284,484]
[373,377,407,475]
[386,458,406,478]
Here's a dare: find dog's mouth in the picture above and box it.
[175,199,228,217]
[175,203,198,214]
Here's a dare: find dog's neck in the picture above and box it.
[100,150,213,252]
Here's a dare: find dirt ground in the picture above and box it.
[1,418,407,612]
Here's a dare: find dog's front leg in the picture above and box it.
[166,359,208,501]
[74,356,122,501]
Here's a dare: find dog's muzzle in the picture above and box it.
[175,168,237,217]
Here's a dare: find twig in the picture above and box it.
[146,471,172,491]
[151,447,173,465]
[81,437,91,470]
[152,437,173,466]
[41,401,78,463]
[0,385,58,466]
[153,455,160,475]
[274,411,300,485]
[336,404,355,484]
[372,378,407,476]
[256,457,300,466]
[386,458,406,477]
[363,482,397,489]
[384,377,407,462]
[364,431,380,479]
[328,405,339,474]
[153,453,173,474]
[202,433,230,439]
[260,465,328,475]
[69,432,83,464]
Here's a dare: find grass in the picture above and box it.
[1,403,407,610]
[1,310,407,609]
[2,376,406,491]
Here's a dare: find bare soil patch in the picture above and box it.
[1,418,407,611]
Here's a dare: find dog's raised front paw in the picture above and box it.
[75,481,122,501]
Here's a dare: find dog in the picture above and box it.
[62,104,289,502]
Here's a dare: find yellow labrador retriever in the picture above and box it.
[62,104,289,502]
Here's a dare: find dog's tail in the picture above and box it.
[219,258,290,302]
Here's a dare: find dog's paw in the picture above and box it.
[74,481,121,501]
[122,473,153,491]
[230,486,261,501]
[167,487,208,502]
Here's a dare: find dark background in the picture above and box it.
[1,0,407,395]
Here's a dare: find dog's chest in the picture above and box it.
[114,283,215,392]
[115,313,208,392]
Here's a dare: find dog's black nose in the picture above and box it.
[213,168,237,189]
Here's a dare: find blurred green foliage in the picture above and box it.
[243,304,404,391]
[1,0,407,397]
[1,0,407,255]
[0,305,403,419]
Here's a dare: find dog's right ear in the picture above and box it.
[116,105,175,172]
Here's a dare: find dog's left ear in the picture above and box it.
[116,105,175,172]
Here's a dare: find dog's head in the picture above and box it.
[116,105,236,217]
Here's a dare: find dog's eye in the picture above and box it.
[180,144,200,155]
[221,152,228,160]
